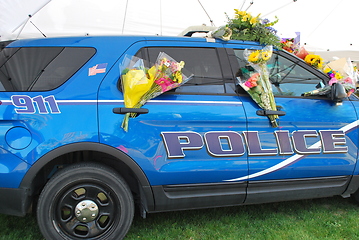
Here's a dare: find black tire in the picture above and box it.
[37,162,134,240]
[352,188,359,204]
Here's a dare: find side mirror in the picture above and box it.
[330,83,347,103]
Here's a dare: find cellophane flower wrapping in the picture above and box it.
[295,47,309,60]
[240,45,279,127]
[120,52,192,132]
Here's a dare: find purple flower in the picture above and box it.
[266,27,277,34]
[262,19,270,25]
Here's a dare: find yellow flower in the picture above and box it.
[249,17,257,25]
[316,57,323,67]
[310,58,318,64]
[249,14,261,25]
[242,14,250,22]
[304,54,323,68]
[323,67,331,73]
[335,72,343,80]
[235,10,247,16]
[261,51,272,61]
[174,71,183,83]
[304,54,314,64]
[248,51,260,63]
[235,10,249,20]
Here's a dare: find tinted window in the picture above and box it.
[233,49,324,96]
[139,47,232,94]
[0,47,95,91]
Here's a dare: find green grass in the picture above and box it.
[1,196,359,240]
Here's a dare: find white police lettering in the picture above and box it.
[204,131,245,157]
[161,131,204,158]
[161,130,347,158]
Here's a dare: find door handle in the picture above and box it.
[256,109,286,116]
[113,107,149,115]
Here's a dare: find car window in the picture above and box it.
[233,49,325,97]
[137,47,234,94]
[0,47,95,91]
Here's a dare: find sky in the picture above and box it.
[1,0,358,51]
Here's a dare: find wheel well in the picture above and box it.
[29,150,145,214]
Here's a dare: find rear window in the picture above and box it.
[136,47,234,94]
[0,47,95,91]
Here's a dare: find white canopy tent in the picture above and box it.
[1,0,358,55]
[0,0,51,40]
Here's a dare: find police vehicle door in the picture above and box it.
[228,48,358,204]
[98,41,249,210]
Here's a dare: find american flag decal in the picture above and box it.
[88,63,108,76]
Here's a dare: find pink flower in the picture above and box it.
[244,81,255,88]
[347,88,355,97]
[328,78,338,86]
[170,62,179,72]
[344,77,353,84]
[244,73,260,88]
[155,78,173,92]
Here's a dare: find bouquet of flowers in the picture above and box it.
[120,52,192,132]
[280,38,299,54]
[284,45,323,70]
[226,10,281,48]
[303,58,356,97]
[239,45,279,127]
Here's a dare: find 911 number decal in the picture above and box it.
[11,95,61,114]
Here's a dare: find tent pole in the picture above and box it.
[15,14,31,39]
[122,0,129,34]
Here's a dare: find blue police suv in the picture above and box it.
[0,35,358,239]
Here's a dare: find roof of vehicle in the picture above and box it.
[6,35,263,49]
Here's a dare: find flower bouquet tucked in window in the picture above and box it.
[303,57,356,97]
[238,45,279,127]
[120,52,192,132]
